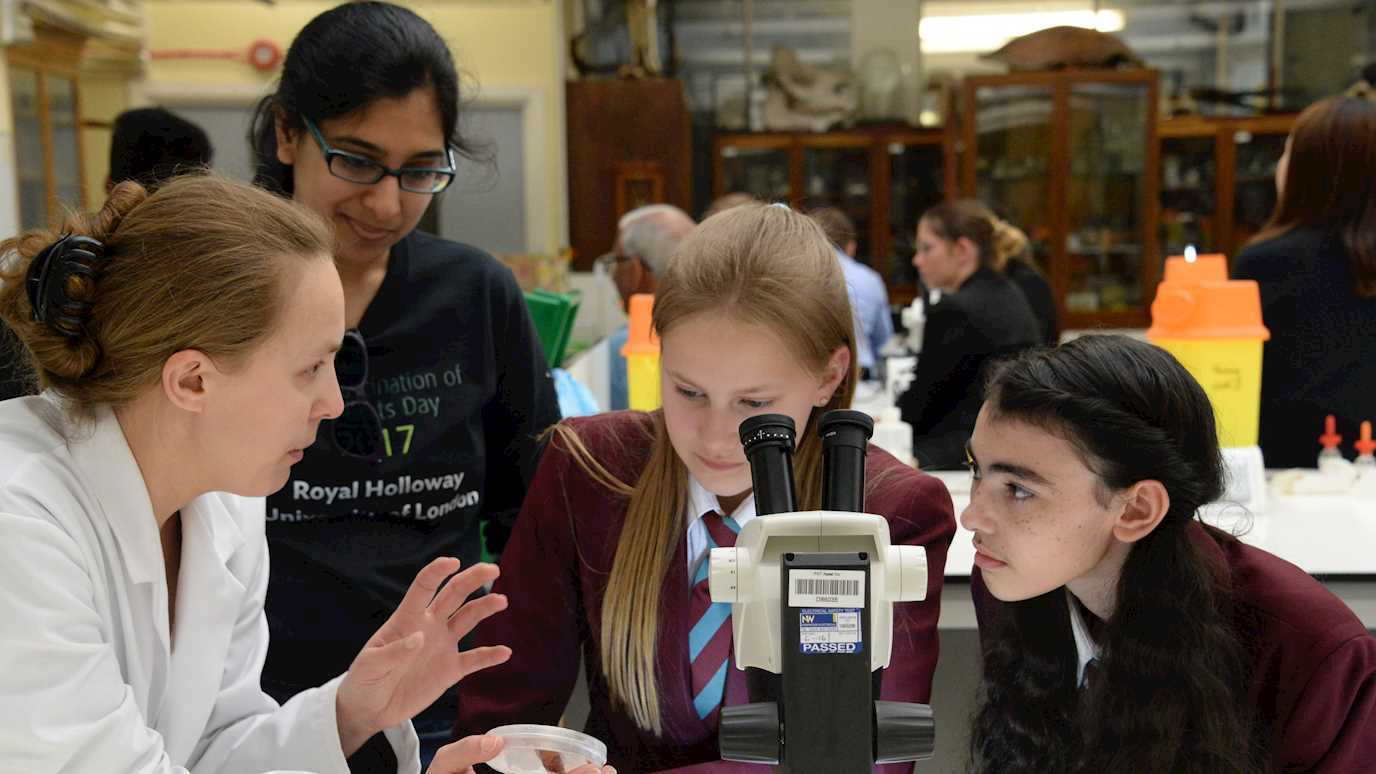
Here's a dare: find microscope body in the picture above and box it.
[711,412,935,772]
[709,511,928,674]
[709,511,929,770]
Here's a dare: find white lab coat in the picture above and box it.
[0,396,421,774]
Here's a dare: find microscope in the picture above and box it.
[708,410,935,772]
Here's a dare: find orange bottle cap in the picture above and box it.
[1319,414,1342,449]
[1356,421,1376,456]
[621,293,660,356]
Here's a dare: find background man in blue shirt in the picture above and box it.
[810,206,894,381]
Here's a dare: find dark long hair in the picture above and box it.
[248,1,485,196]
[969,335,1265,774]
[1251,96,1376,298]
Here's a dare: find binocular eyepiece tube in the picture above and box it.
[739,414,798,516]
[739,410,875,516]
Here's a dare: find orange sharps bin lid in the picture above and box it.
[1147,254,1270,341]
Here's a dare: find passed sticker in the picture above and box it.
[799,608,863,654]
[788,568,865,608]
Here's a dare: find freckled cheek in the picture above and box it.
[1013,512,1041,541]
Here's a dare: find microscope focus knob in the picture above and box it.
[709,546,744,603]
[719,702,781,764]
[886,545,928,602]
[874,701,936,763]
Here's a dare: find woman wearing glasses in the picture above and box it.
[248,2,561,764]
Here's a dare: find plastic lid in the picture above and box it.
[621,293,660,356]
[1319,414,1343,450]
[485,725,608,774]
[1357,421,1376,457]
[1146,254,1270,341]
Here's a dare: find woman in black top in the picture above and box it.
[899,199,1041,469]
[248,2,560,764]
[1232,97,1376,468]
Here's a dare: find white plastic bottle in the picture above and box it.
[871,406,914,468]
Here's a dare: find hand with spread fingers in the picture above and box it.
[334,558,512,756]
[425,734,617,774]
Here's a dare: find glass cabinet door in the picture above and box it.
[719,144,790,202]
[1233,131,1287,252]
[802,144,871,260]
[972,84,1055,277]
[1159,135,1217,258]
[888,141,945,288]
[47,75,83,213]
[1064,81,1150,314]
[10,67,46,231]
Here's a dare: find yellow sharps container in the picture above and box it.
[1147,254,1270,448]
[621,293,661,411]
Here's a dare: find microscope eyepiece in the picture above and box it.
[819,410,874,513]
[819,410,874,451]
[740,414,797,453]
[739,414,798,516]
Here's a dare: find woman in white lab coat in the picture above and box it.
[0,175,612,774]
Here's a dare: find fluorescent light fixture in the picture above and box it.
[920,9,1125,54]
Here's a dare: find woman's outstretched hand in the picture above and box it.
[335,558,511,755]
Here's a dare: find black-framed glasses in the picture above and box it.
[593,251,633,273]
[302,116,457,194]
[325,329,384,462]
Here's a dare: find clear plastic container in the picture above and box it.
[485,725,608,774]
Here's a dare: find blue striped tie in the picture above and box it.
[689,511,740,725]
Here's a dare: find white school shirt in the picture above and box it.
[0,395,419,773]
[684,474,757,583]
[1067,589,1103,688]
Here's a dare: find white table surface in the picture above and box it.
[925,471,1376,578]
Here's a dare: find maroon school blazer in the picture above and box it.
[971,522,1376,772]
[455,411,956,772]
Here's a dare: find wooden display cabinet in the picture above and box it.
[962,69,1159,329]
[1159,113,1297,263]
[566,78,693,271]
[7,24,88,230]
[713,124,956,305]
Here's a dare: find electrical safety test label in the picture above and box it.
[788,568,865,608]
[799,608,863,654]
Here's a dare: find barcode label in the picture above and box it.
[795,578,860,597]
[788,569,865,608]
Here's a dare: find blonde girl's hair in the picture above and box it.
[0,174,333,416]
[990,217,1030,274]
[553,202,858,733]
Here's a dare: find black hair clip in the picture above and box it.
[25,234,108,338]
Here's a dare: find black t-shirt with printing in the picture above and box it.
[260,230,560,722]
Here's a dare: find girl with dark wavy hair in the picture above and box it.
[964,334,1375,774]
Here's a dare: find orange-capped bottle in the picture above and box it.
[620,293,661,411]
[1147,252,1270,448]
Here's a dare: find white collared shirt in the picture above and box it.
[685,474,757,583]
[1067,589,1103,688]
